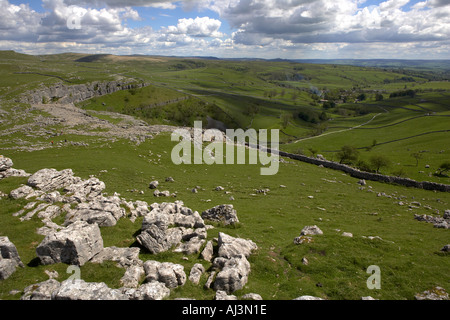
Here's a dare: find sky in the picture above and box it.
[1,0,450,59]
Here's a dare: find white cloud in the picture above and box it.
[165,16,224,37]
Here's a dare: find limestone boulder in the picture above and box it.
[36,220,103,266]
[27,168,81,192]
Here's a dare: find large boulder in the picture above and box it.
[36,221,103,266]
[27,168,80,192]
[64,195,126,227]
[213,255,251,293]
[136,201,206,254]
[0,156,13,171]
[202,204,239,225]
[217,232,258,259]
[0,236,24,280]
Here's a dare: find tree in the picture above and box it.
[337,145,359,164]
[436,161,450,176]
[411,152,422,167]
[369,155,391,173]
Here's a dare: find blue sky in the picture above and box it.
[1,0,450,59]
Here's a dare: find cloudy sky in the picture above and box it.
[1,0,450,59]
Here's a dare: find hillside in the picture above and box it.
[0,51,448,301]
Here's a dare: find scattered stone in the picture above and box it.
[44,269,59,279]
[200,240,214,262]
[415,286,449,300]
[143,260,186,289]
[213,254,251,293]
[215,290,237,300]
[127,281,170,300]
[165,177,175,182]
[242,293,263,300]
[217,232,257,259]
[202,204,239,225]
[361,296,377,300]
[9,185,37,200]
[189,263,205,285]
[120,265,145,288]
[300,225,323,236]
[204,271,216,289]
[0,236,24,280]
[358,179,366,186]
[21,279,61,300]
[293,296,324,300]
[36,220,103,266]
[293,236,313,245]
[53,279,128,300]
[149,181,159,189]
[0,156,13,171]
[441,244,450,252]
[342,232,353,238]
[301,257,309,265]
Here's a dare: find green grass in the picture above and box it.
[0,134,449,300]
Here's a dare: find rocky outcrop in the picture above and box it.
[136,201,206,254]
[21,279,62,300]
[414,214,449,229]
[19,81,147,105]
[0,237,24,280]
[202,204,239,225]
[36,221,103,266]
[27,168,80,192]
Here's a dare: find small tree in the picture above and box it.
[369,155,390,173]
[436,161,450,176]
[411,152,422,167]
[337,145,359,164]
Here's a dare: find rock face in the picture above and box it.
[202,204,239,225]
[36,221,103,266]
[20,80,147,105]
[0,237,24,280]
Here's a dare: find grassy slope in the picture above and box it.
[0,134,449,300]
